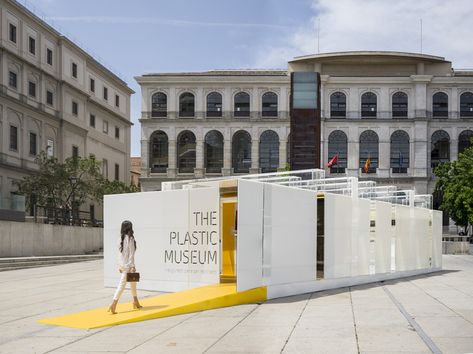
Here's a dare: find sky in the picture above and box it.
[27,0,473,156]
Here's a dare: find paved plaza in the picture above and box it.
[0,256,472,354]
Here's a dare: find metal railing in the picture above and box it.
[29,205,102,227]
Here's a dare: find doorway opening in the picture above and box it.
[220,197,237,283]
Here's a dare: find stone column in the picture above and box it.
[195,88,204,119]
[250,139,260,174]
[413,120,428,178]
[140,139,149,176]
[222,134,232,175]
[195,139,204,178]
[279,139,287,169]
[167,139,177,178]
[450,87,459,119]
[450,138,458,162]
[346,127,359,177]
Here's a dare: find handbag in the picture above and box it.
[127,272,140,282]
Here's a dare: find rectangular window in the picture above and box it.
[10,125,18,151]
[90,78,95,92]
[47,138,54,157]
[72,62,77,78]
[9,24,16,43]
[103,87,108,101]
[115,126,120,139]
[114,163,119,181]
[46,90,54,106]
[29,37,36,55]
[102,159,108,178]
[47,48,53,65]
[9,71,17,89]
[115,94,120,107]
[29,132,37,155]
[28,81,36,97]
[72,145,79,158]
[89,114,96,128]
[72,101,78,116]
[103,120,109,134]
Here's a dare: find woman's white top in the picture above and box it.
[117,234,136,271]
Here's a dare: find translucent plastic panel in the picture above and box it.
[431,210,443,268]
[262,184,317,285]
[324,193,353,279]
[352,198,371,276]
[394,205,416,271]
[374,201,392,274]
[414,207,431,269]
[237,180,264,291]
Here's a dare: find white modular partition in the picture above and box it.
[394,205,416,271]
[237,180,264,292]
[431,210,443,268]
[104,187,220,292]
[374,201,393,274]
[324,193,353,278]
[262,183,317,286]
[324,193,371,279]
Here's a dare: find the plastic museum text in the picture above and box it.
[165,211,218,265]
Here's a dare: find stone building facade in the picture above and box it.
[0,0,134,213]
[136,52,473,217]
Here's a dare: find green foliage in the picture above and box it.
[434,145,473,228]
[277,163,291,172]
[15,152,138,210]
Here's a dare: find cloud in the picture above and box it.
[47,16,290,31]
[254,0,473,69]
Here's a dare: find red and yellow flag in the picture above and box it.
[363,158,371,173]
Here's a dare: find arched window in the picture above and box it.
[359,130,379,173]
[361,92,377,118]
[177,131,196,173]
[460,92,473,117]
[458,130,473,154]
[390,130,409,173]
[232,130,251,173]
[149,130,168,173]
[205,130,224,173]
[259,130,279,172]
[330,92,346,118]
[431,130,450,168]
[179,92,195,117]
[392,92,408,118]
[432,92,448,118]
[151,92,167,117]
[328,130,347,173]
[262,92,278,117]
[234,92,250,117]
[206,92,222,117]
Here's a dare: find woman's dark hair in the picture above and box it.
[119,220,136,253]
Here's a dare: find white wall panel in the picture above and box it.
[324,193,353,279]
[414,207,431,269]
[262,184,316,286]
[431,210,443,268]
[352,198,371,276]
[237,180,264,292]
[104,188,220,292]
[374,201,392,274]
[395,205,416,271]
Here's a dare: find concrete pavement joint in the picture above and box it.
[409,273,473,327]
[279,292,313,353]
[124,312,201,353]
[382,286,442,354]
[348,287,361,354]
[202,304,261,353]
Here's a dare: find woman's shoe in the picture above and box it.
[133,296,142,309]
[108,300,118,314]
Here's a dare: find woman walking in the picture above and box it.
[108,220,142,314]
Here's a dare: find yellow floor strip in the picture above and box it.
[39,283,267,329]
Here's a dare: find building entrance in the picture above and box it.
[220,198,237,283]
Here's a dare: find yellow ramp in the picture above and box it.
[39,283,266,329]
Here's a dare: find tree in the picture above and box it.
[15,152,138,212]
[434,144,473,230]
